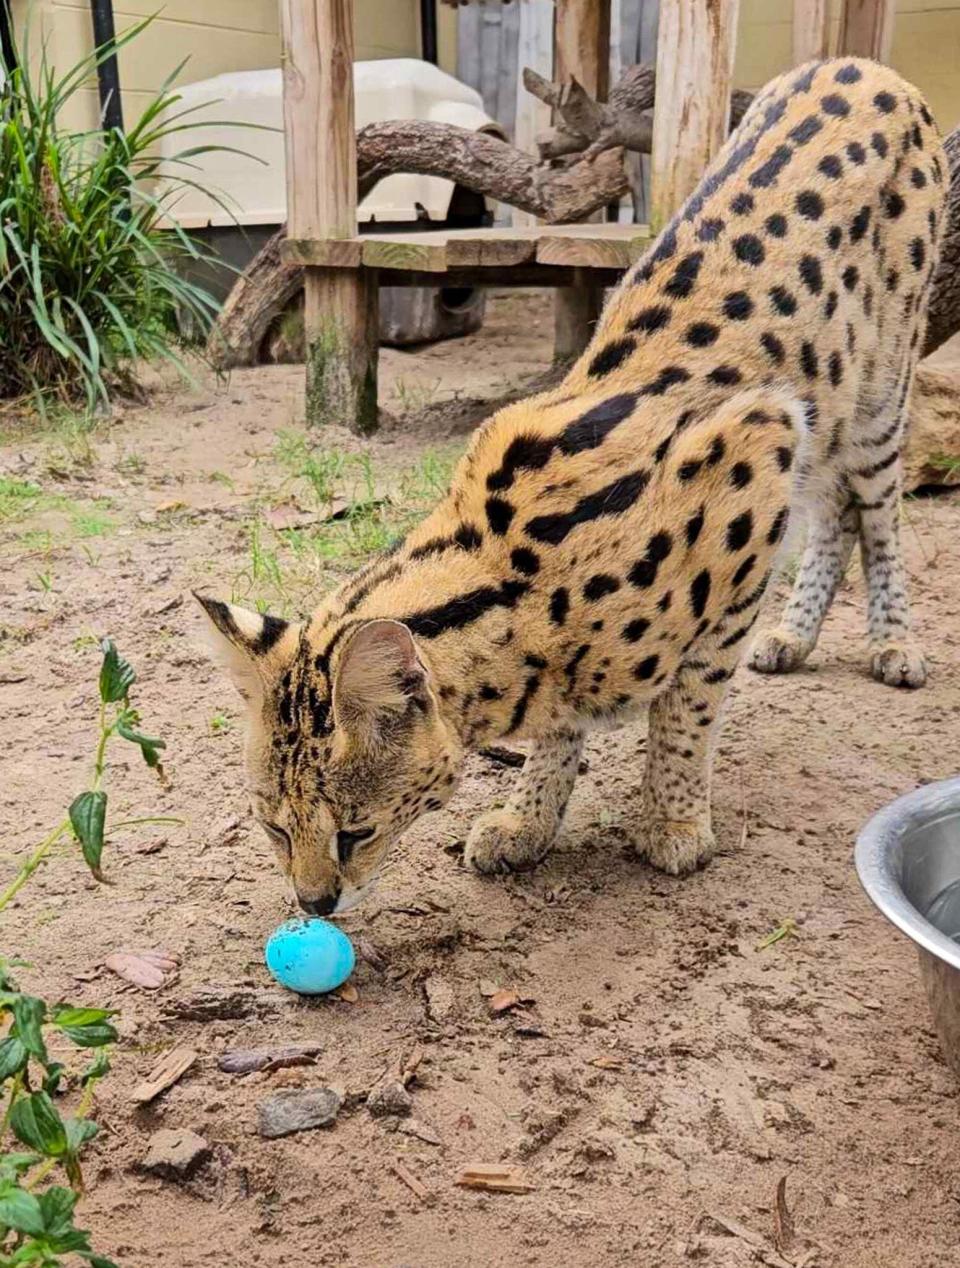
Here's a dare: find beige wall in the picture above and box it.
[735,0,960,133]
[10,0,458,131]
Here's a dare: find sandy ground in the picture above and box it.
[2,293,960,1268]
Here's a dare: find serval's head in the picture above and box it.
[197,596,463,914]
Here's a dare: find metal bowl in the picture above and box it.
[856,775,960,1075]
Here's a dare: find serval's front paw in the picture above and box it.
[633,818,716,877]
[870,641,927,689]
[464,809,555,875]
[748,627,813,675]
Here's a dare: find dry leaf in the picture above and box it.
[773,1175,795,1254]
[131,1046,197,1104]
[105,948,180,990]
[336,982,359,1003]
[589,1055,623,1070]
[397,1118,442,1146]
[155,499,187,514]
[218,1045,322,1074]
[455,1164,535,1194]
[489,989,521,1014]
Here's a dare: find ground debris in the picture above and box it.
[455,1164,536,1194]
[217,1044,322,1075]
[368,1080,413,1119]
[141,1128,211,1181]
[423,974,456,1023]
[698,1212,797,1268]
[391,1160,432,1203]
[774,1176,795,1255]
[132,1045,198,1104]
[356,937,387,973]
[335,982,359,1003]
[105,947,180,990]
[162,986,284,1022]
[258,1087,343,1139]
[397,1118,442,1146]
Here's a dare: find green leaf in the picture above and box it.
[37,1185,76,1237]
[59,1021,117,1049]
[68,791,107,879]
[0,1187,46,1237]
[115,715,166,772]
[51,1006,115,1028]
[83,1255,120,1268]
[65,1117,98,1153]
[9,994,48,1062]
[98,639,135,703]
[42,1061,65,1096]
[10,1091,68,1157]
[81,1049,110,1085]
[0,1036,28,1081]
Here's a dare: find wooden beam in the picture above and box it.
[838,0,895,62]
[792,0,830,65]
[552,0,612,363]
[279,0,378,434]
[513,0,554,230]
[650,0,740,235]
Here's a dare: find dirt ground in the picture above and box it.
[2,292,960,1268]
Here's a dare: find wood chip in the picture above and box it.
[589,1055,623,1070]
[455,1164,536,1194]
[131,1046,197,1104]
[391,1160,431,1202]
[400,1045,425,1086]
[773,1175,795,1255]
[105,948,180,990]
[336,982,358,1003]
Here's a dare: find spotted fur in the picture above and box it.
[199,59,944,912]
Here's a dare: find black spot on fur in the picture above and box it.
[871,131,889,158]
[911,166,927,188]
[732,554,757,586]
[628,532,673,589]
[765,213,788,238]
[403,581,529,639]
[776,446,793,472]
[486,434,556,491]
[732,232,766,267]
[690,570,711,619]
[767,508,789,544]
[789,114,822,146]
[850,205,871,242]
[588,337,636,377]
[511,547,540,576]
[548,589,570,632]
[622,618,650,643]
[835,64,862,85]
[770,285,797,316]
[663,251,705,299]
[685,321,720,347]
[678,459,702,482]
[846,140,866,165]
[707,366,742,387]
[730,461,753,489]
[796,190,823,220]
[730,192,755,215]
[583,574,620,601]
[526,469,650,545]
[726,511,753,552]
[874,91,897,114]
[826,226,842,251]
[485,497,514,536]
[842,264,859,291]
[706,436,726,467]
[799,255,823,294]
[628,305,671,335]
[508,675,541,734]
[761,332,785,364]
[824,290,838,319]
[633,655,660,681]
[749,145,793,189]
[641,366,691,397]
[800,341,819,379]
[697,218,725,243]
[685,506,705,547]
[454,523,482,551]
[828,351,843,387]
[821,93,850,118]
[724,291,754,320]
[910,237,926,270]
[884,191,905,219]
[560,393,639,454]
[657,591,672,613]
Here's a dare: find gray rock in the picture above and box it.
[366,1079,413,1119]
[258,1087,343,1139]
[141,1128,211,1180]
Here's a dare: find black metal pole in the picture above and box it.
[420,0,438,65]
[89,0,124,130]
[0,0,17,75]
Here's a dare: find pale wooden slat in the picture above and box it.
[650,0,740,234]
[793,0,830,64]
[839,0,896,61]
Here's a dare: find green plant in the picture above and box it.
[0,641,179,1266]
[209,711,232,735]
[0,20,237,413]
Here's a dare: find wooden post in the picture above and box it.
[838,0,895,62]
[552,0,611,364]
[513,0,554,230]
[650,0,740,236]
[792,0,830,65]
[279,0,378,433]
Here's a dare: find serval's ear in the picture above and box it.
[193,593,298,703]
[332,619,431,733]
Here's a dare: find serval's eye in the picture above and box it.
[336,826,376,865]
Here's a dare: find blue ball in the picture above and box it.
[264,918,356,995]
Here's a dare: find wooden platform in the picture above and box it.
[282,222,651,274]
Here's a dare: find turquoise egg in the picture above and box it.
[264,918,356,995]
